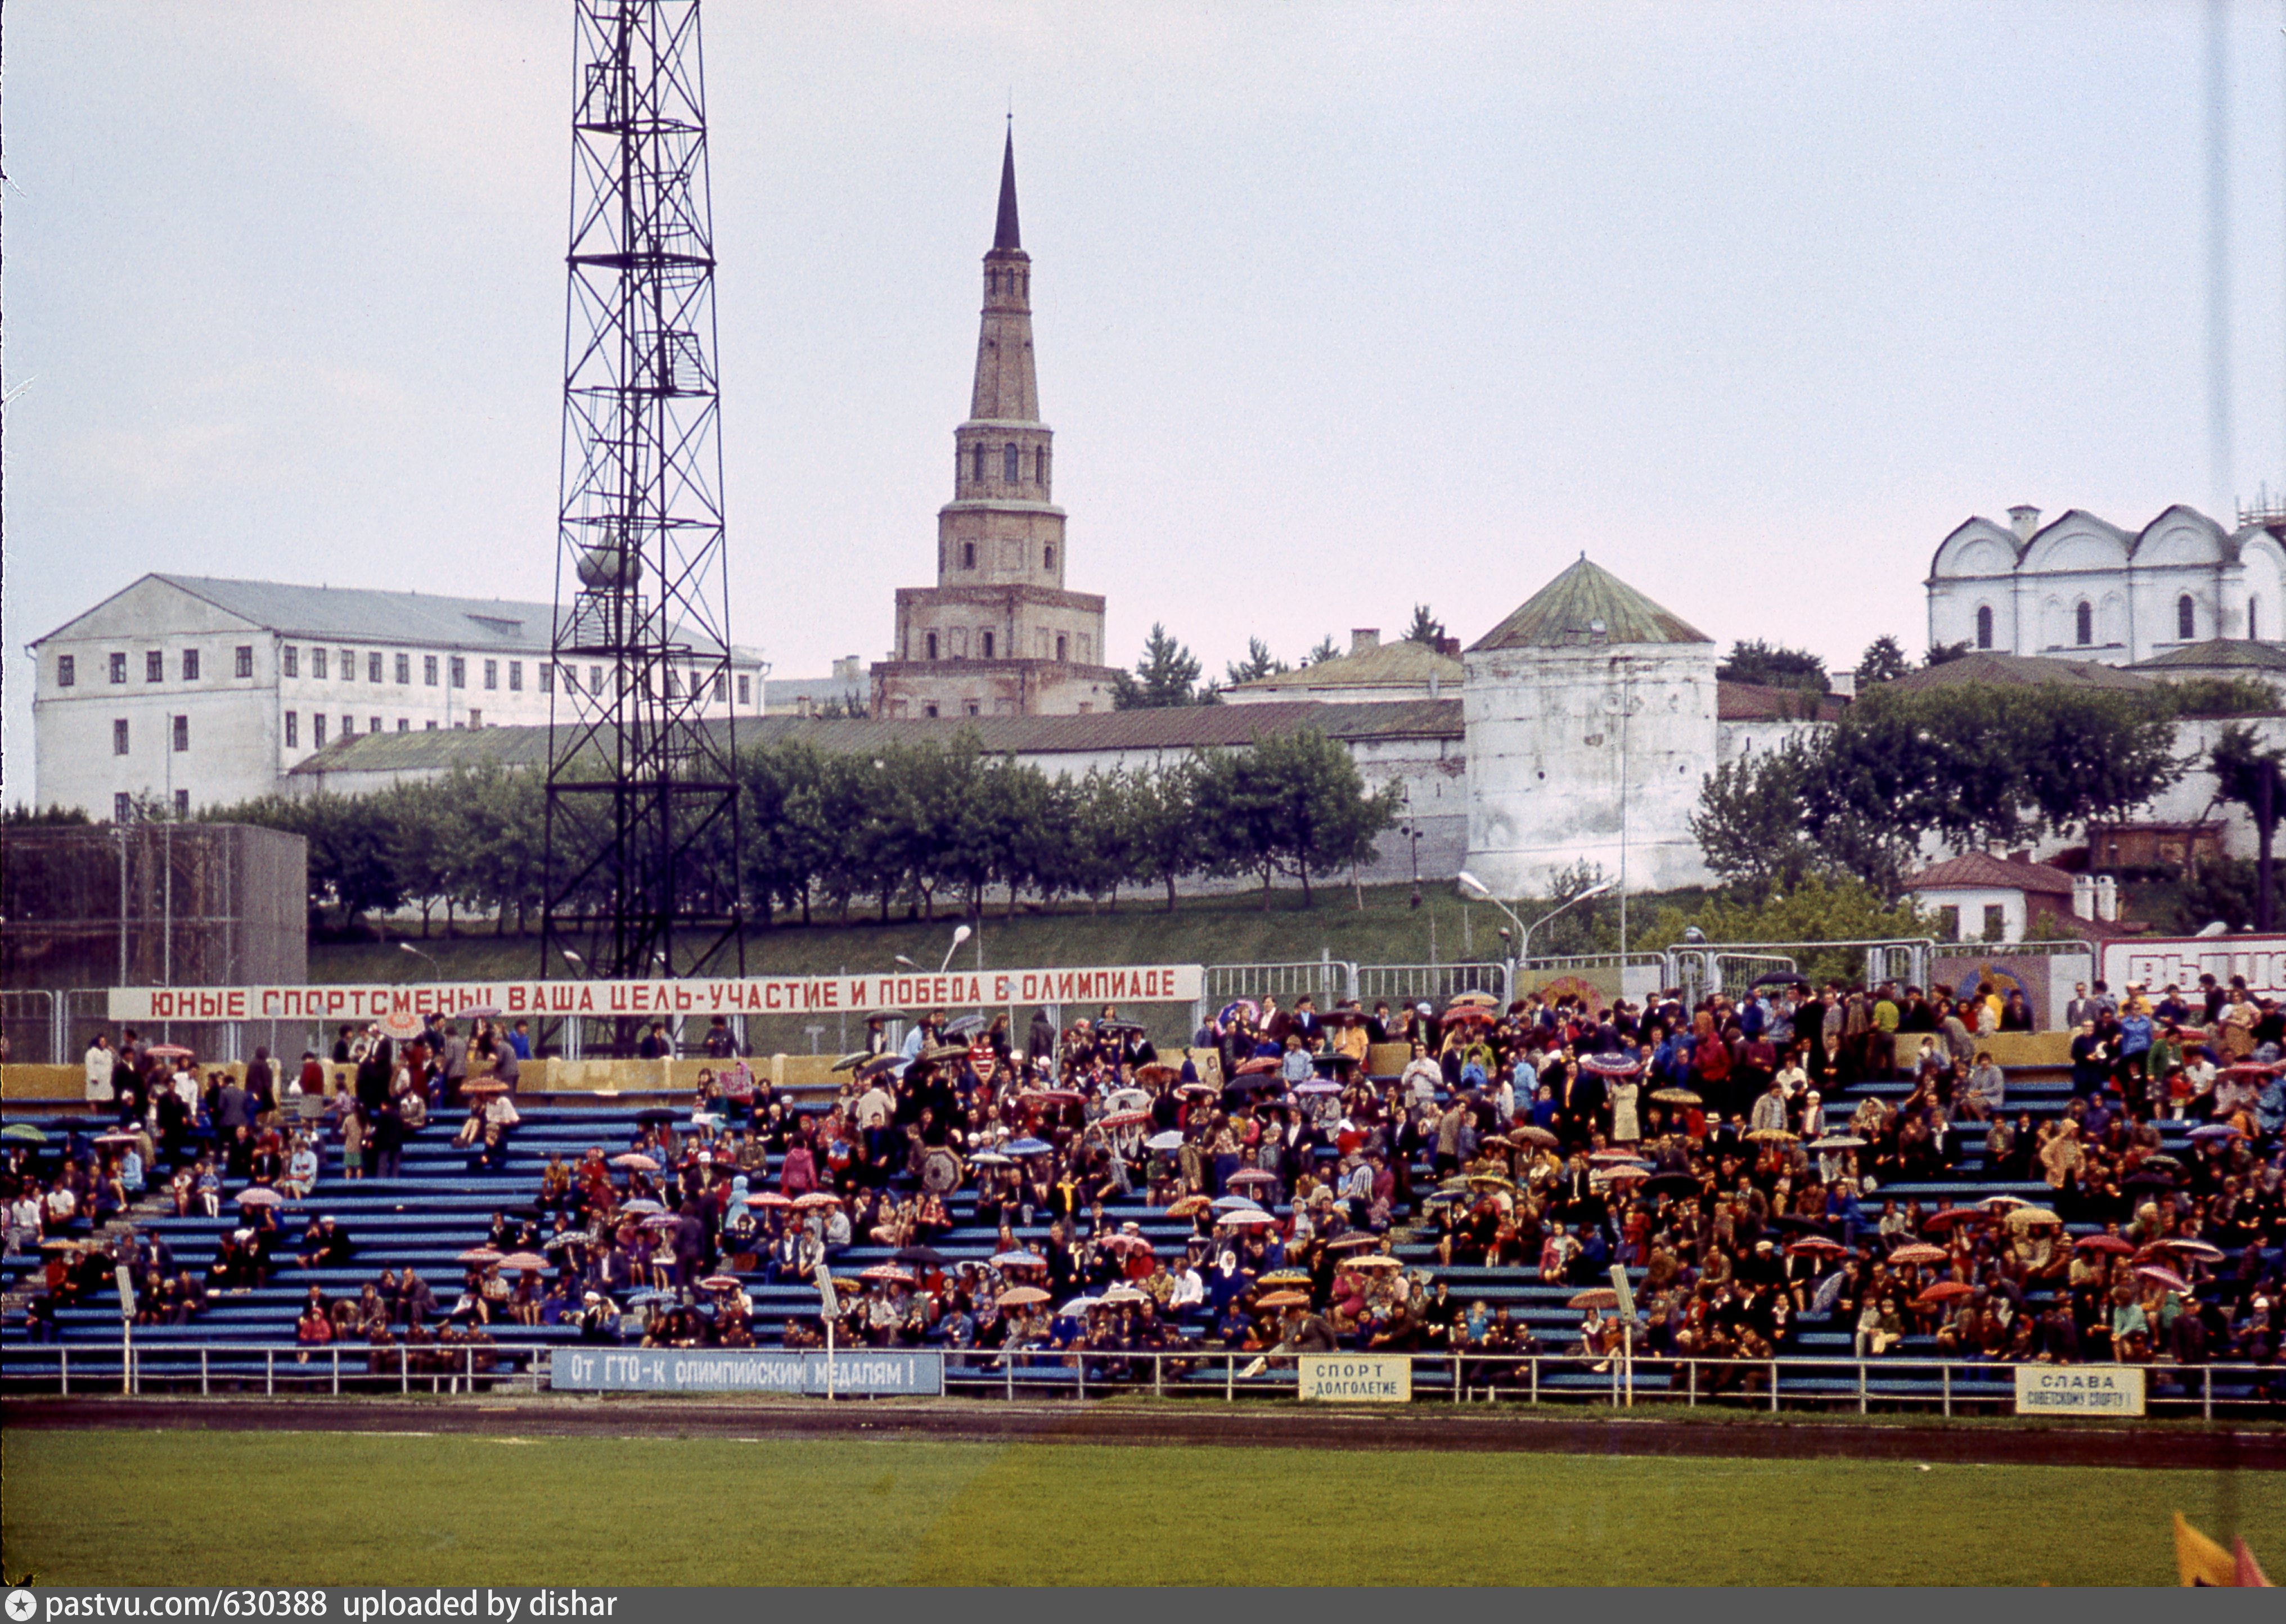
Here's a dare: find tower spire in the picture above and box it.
[993,125,1022,250]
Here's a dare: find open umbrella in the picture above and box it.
[1146,1130,1186,1152]
[1786,1237,1846,1257]
[1217,1000,1261,1027]
[453,1005,501,1021]
[2005,1207,2063,1230]
[1229,1169,1280,1187]
[942,1014,987,1041]
[641,1214,682,1230]
[1568,1287,1621,1311]
[1260,1269,1312,1286]
[2074,1234,2135,1255]
[2139,1153,2185,1174]
[1512,1126,1560,1148]
[1293,1080,1342,1095]
[996,1285,1050,1307]
[1106,1087,1151,1112]
[1596,1166,1651,1185]
[1100,1284,1151,1305]
[1589,1150,1650,1166]
[2186,1123,2242,1142]
[0,1123,48,1143]
[1100,1110,1151,1130]
[1447,989,1500,1008]
[634,1107,679,1126]
[1343,1253,1403,1272]
[1441,1006,1497,1027]
[1810,1135,1866,1151]
[920,1043,969,1064]
[1211,1194,1263,1211]
[2136,1264,2192,1294]
[746,1192,791,1209]
[1167,1195,1212,1219]
[144,1044,195,1059]
[1217,1208,1280,1228]
[542,1233,584,1253]
[461,1079,508,1096]
[1136,1063,1181,1088]
[860,1265,916,1284]
[234,1186,284,1207]
[458,1247,505,1265]
[2164,1238,2226,1263]
[830,1052,872,1073]
[619,1198,665,1216]
[1745,1127,1798,1144]
[378,1009,425,1042]
[699,1275,741,1291]
[892,1244,947,1266]
[1651,1088,1702,1107]
[1175,1082,1219,1099]
[1005,1137,1053,1156]
[1888,1243,1948,1266]
[991,1249,1047,1267]
[857,1054,903,1079]
[1914,1281,1975,1306]
[1236,1056,1284,1076]
[1097,1233,1154,1256]
[1324,1234,1380,1251]
[612,1153,659,1172]
[1257,1289,1312,1308]
[1977,1194,2028,1211]
[93,1132,140,1147]
[968,1151,1014,1168]
[1580,1053,1641,1077]
[1920,1208,1987,1231]
[1644,1171,1702,1199]
[792,1192,842,1210]
[500,1252,548,1271]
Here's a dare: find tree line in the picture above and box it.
[1690,675,2274,898]
[204,729,1400,932]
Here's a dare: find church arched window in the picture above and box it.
[1044,544,1055,570]
[2253,597,2263,641]
[2178,594,2195,640]
[971,444,985,484]
[926,632,939,661]
[1004,443,1019,482]
[2074,601,2093,646]
[1976,605,1993,649]
[962,542,976,570]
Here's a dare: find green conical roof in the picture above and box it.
[1467,556,1711,652]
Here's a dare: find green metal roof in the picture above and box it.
[1466,557,1711,653]
[2134,638,2286,672]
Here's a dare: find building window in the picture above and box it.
[114,793,131,823]
[172,714,189,753]
[665,667,681,697]
[468,708,482,728]
[236,645,255,679]
[2175,594,2195,640]
[340,715,355,738]
[712,671,726,701]
[1938,905,1960,941]
[56,655,74,688]
[285,712,299,748]
[1975,605,1992,649]
[109,652,127,684]
[112,719,130,756]
[589,665,604,694]
[538,663,553,694]
[736,674,750,705]
[1003,443,1019,482]
[369,716,381,734]
[484,659,499,691]
[1043,544,1055,570]
[1036,447,1047,483]
[1982,904,2006,942]
[449,656,466,687]
[981,630,996,658]
[339,649,353,680]
[926,632,939,661]
[965,700,980,716]
[147,651,165,683]
[424,654,440,687]
[283,647,299,678]
[183,648,200,681]
[173,790,189,819]
[971,445,986,484]
[962,542,976,570]
[1056,633,1068,661]
[924,703,939,718]
[368,652,383,683]
[397,718,410,732]
[313,648,329,680]
[2073,601,2092,646]
[426,721,438,730]
[395,653,411,684]
[508,660,523,692]
[313,715,326,747]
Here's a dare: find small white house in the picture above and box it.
[1905,851,2117,944]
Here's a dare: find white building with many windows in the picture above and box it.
[26,574,764,819]
[1925,502,2286,666]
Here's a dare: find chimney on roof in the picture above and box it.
[2008,505,2041,541]
[1438,636,1461,658]
[2093,873,2119,922]
[832,655,862,682]
[1350,628,1380,657]
[2072,874,2095,920]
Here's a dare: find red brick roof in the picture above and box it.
[1906,851,2077,896]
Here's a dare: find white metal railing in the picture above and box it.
[7,1341,2272,1420]
[1352,962,1509,1008]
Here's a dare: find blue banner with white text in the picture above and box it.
[548,1347,943,1396]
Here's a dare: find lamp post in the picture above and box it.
[397,941,441,981]
[1457,871,1616,973]
[942,923,974,975]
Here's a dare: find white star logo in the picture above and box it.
[6,1590,37,1623]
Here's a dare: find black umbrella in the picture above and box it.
[636,1107,678,1126]
[830,1052,871,1073]
[942,1014,987,1041]
[1750,970,1807,989]
[892,1244,948,1265]
[1644,1171,1703,1199]
[1223,1074,1284,1098]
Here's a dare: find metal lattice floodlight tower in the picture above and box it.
[542,0,743,998]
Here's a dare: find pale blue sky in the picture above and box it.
[7,1,2285,805]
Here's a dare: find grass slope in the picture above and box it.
[6,1428,2273,1586]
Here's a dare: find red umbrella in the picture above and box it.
[1888,1243,1948,1266]
[145,1044,195,1059]
[2074,1235,2136,1255]
[859,1265,915,1284]
[1568,1287,1621,1311]
[1235,1057,1282,1076]
[792,1192,842,1210]
[499,1252,548,1271]
[1097,1233,1154,1255]
[1920,1208,1987,1231]
[745,1192,792,1208]
[458,1247,504,1265]
[2136,1265,2192,1294]
[611,1153,659,1171]
[1099,1110,1151,1129]
[1785,1237,1846,1257]
[1914,1280,1975,1306]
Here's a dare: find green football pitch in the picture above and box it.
[4,1428,2278,1586]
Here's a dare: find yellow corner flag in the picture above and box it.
[2175,1514,2271,1586]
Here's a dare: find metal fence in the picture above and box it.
[6,1342,2275,1420]
[1353,962,1509,1008]
[1,989,61,1066]
[1664,939,1938,1003]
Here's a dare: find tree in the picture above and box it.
[1302,635,1341,667]
[3,804,91,827]
[1223,638,1289,687]
[1716,639,1829,694]
[2204,723,2286,930]
[1195,729,1398,908]
[1639,876,1930,984]
[1855,635,1910,687]
[1403,604,1446,647]
[1688,741,1825,895]
[1112,624,1207,709]
[1924,639,1970,667]
[1128,759,1206,911]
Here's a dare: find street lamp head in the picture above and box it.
[397,942,418,955]
[1578,879,1618,901]
[561,949,584,967]
[894,955,918,969]
[1456,870,1491,899]
[950,925,973,946]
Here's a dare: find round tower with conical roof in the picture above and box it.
[1461,556,1718,897]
